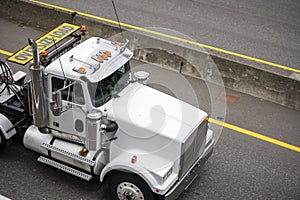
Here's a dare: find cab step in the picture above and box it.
[41,143,95,166]
[37,156,93,181]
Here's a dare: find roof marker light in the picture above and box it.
[97,56,104,62]
[105,50,111,57]
[102,54,108,60]
[78,67,86,74]
[73,67,87,74]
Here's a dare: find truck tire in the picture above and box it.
[108,172,155,200]
[0,130,7,151]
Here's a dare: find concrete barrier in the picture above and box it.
[1,0,299,110]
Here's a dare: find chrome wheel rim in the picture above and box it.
[117,181,144,200]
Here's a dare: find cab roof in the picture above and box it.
[44,37,133,82]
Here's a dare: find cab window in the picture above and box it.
[52,77,85,105]
[88,62,131,107]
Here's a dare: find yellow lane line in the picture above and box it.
[208,118,300,153]
[30,0,300,74]
[0,49,13,56]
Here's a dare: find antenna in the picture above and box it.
[52,37,66,81]
[111,0,124,40]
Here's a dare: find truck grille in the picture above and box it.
[179,120,208,179]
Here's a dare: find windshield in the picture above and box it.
[88,62,131,107]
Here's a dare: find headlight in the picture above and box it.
[163,167,173,182]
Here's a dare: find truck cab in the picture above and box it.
[1,25,215,200]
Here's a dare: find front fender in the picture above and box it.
[100,154,179,196]
[100,156,157,191]
[0,114,16,139]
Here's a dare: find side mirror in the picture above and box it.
[50,91,62,116]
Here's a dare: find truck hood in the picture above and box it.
[106,83,207,141]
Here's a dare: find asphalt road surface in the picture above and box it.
[38,0,300,69]
[0,19,299,200]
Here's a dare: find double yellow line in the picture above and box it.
[0,50,299,153]
[30,0,300,74]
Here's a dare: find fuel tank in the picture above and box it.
[23,125,108,175]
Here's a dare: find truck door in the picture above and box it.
[48,75,87,141]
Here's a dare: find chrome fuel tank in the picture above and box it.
[23,125,107,175]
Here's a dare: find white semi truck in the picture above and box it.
[0,23,215,200]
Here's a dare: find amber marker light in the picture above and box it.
[97,56,104,62]
[81,25,87,35]
[105,50,111,57]
[78,67,86,74]
[41,50,47,57]
[81,25,87,31]
[102,54,108,60]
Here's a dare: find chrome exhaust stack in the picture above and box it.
[28,38,48,131]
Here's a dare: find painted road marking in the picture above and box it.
[30,0,300,74]
[7,23,80,65]
[208,118,300,153]
[0,47,299,153]
[0,49,13,56]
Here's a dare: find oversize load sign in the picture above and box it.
[7,23,80,65]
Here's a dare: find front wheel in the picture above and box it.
[0,130,7,151]
[108,172,155,200]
